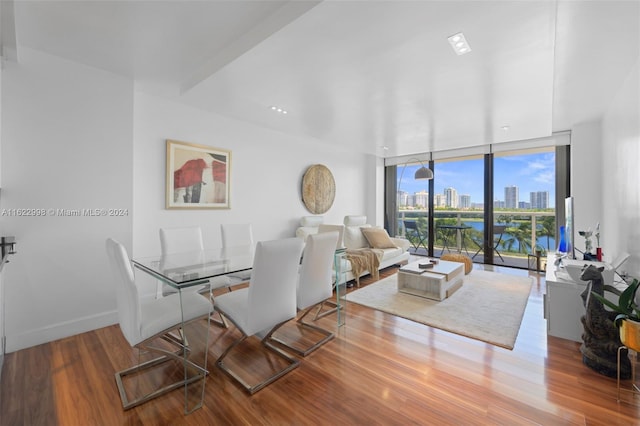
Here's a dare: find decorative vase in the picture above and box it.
[557,225,567,253]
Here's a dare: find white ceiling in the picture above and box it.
[4,0,640,157]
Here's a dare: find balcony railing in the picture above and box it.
[397,209,556,269]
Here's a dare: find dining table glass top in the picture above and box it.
[132,246,254,288]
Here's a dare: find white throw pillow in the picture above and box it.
[344,224,371,249]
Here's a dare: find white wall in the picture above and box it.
[570,120,603,255]
[132,92,373,295]
[0,49,375,352]
[1,48,134,352]
[602,58,640,276]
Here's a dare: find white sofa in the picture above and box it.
[295,216,324,242]
[296,215,410,285]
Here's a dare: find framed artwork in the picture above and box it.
[166,139,231,209]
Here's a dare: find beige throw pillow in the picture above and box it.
[361,227,397,249]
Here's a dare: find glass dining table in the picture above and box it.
[131,246,254,414]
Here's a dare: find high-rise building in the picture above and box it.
[459,194,471,209]
[519,201,530,209]
[505,185,518,209]
[397,190,409,207]
[530,191,549,209]
[434,193,446,208]
[414,191,428,209]
[444,187,458,208]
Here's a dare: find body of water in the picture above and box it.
[462,221,555,253]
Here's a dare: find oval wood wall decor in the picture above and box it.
[301,164,336,214]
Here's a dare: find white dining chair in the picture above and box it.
[105,238,212,410]
[160,226,204,254]
[270,231,339,356]
[214,237,304,394]
[160,226,231,327]
[220,223,254,283]
[157,226,206,297]
[221,223,254,248]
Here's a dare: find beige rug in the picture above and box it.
[345,269,532,349]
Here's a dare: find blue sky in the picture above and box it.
[397,152,556,207]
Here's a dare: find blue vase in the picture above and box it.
[557,225,567,253]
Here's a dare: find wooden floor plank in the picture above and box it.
[2,263,640,425]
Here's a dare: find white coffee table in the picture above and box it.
[397,259,464,301]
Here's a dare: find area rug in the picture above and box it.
[345,269,532,349]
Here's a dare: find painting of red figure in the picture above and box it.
[166,140,230,209]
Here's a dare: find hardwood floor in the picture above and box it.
[2,263,639,425]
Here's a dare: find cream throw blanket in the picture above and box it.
[346,248,384,287]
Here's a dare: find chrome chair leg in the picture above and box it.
[313,299,343,320]
[208,293,229,328]
[270,304,335,357]
[210,310,229,328]
[617,345,640,402]
[115,338,207,410]
[618,345,624,402]
[216,315,299,394]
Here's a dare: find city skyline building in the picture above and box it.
[505,185,519,209]
[459,194,471,209]
[445,187,458,208]
[414,190,428,208]
[519,201,530,209]
[530,191,549,209]
[401,185,552,211]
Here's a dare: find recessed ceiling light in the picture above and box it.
[501,126,510,131]
[447,32,471,56]
[269,105,288,114]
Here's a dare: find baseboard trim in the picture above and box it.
[5,310,118,353]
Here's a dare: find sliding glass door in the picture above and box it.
[432,156,484,259]
[492,148,556,268]
[385,141,567,270]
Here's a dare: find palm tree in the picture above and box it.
[539,216,556,251]
[504,221,533,254]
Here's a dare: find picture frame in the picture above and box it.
[166,139,231,209]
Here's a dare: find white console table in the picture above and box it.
[544,253,625,342]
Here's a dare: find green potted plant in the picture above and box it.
[591,277,640,351]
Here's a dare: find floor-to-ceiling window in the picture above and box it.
[432,155,484,259]
[384,134,570,270]
[394,159,432,255]
[490,147,556,268]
